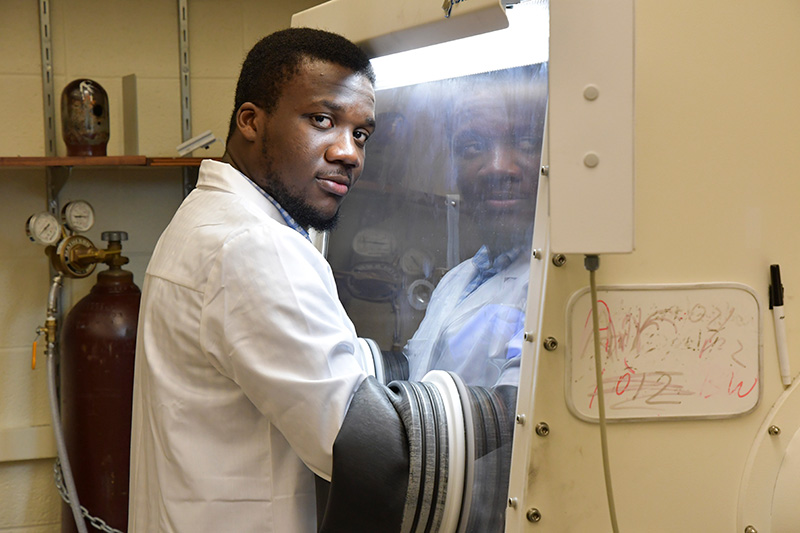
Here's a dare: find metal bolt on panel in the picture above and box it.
[543,337,558,351]
[535,422,550,437]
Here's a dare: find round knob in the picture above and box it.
[101,231,129,242]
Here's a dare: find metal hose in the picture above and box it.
[45,274,89,533]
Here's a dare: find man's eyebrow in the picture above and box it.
[319,99,343,112]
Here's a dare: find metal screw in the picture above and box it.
[535,422,550,437]
[532,249,542,259]
[768,425,781,436]
[552,254,567,267]
[516,414,526,425]
[541,165,549,176]
[523,331,535,343]
[744,526,758,533]
[526,508,542,523]
[508,497,518,509]
[543,337,558,351]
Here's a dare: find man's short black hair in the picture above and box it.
[226,27,375,142]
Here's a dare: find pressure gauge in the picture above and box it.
[400,247,434,278]
[352,228,397,259]
[25,211,62,246]
[61,200,95,232]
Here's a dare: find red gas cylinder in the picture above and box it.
[59,233,140,533]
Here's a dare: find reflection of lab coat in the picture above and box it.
[129,160,368,533]
[405,251,529,387]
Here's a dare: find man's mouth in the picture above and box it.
[316,173,351,197]
[485,197,528,210]
[483,187,529,206]
[476,177,535,210]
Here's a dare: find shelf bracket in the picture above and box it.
[177,0,196,197]
[178,0,192,144]
[46,166,71,216]
[38,0,57,157]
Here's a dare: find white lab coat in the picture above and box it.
[128,160,368,532]
[405,251,529,387]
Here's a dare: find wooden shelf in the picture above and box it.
[149,157,209,167]
[0,156,209,168]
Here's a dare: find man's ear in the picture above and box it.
[235,103,260,142]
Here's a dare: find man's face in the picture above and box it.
[451,90,542,242]
[254,59,376,230]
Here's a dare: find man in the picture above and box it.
[388,65,548,532]
[405,64,548,388]
[128,28,377,532]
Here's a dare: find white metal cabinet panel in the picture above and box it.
[548,0,635,254]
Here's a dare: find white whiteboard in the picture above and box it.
[566,283,762,421]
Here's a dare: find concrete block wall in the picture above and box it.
[0,0,322,529]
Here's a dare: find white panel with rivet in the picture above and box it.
[548,0,635,254]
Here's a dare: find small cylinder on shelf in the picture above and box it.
[61,79,109,156]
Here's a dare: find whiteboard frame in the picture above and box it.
[565,282,763,423]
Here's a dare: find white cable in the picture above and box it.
[45,274,89,533]
[586,255,620,533]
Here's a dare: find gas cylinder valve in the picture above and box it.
[46,231,129,278]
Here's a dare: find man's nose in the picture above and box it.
[482,144,522,177]
[326,132,362,169]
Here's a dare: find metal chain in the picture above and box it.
[53,459,126,533]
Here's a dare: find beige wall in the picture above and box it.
[0,0,321,529]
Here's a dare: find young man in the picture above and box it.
[406,65,548,388]
[128,28,377,532]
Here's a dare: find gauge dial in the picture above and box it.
[400,247,434,278]
[25,212,62,246]
[352,228,397,259]
[62,200,95,232]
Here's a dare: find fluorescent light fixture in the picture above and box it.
[177,130,218,156]
[370,1,549,91]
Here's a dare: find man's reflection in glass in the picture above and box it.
[405,64,547,387]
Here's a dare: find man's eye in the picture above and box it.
[454,140,486,158]
[516,136,539,151]
[311,115,333,128]
[354,130,370,145]
[453,131,489,158]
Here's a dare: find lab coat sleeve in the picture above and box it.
[199,222,367,479]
